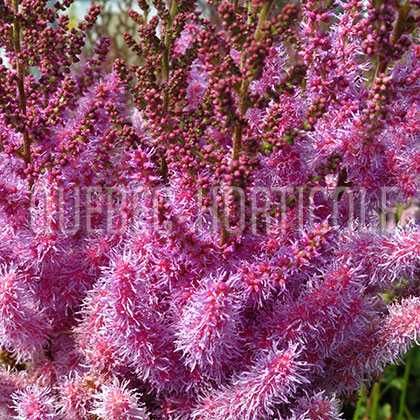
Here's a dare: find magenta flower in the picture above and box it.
[11,385,57,420]
[91,379,148,420]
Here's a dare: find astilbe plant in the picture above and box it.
[0,0,419,418]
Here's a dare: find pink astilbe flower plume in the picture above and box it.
[11,385,57,420]
[339,223,420,289]
[0,266,51,361]
[94,251,184,391]
[175,272,243,377]
[372,297,420,370]
[192,343,308,420]
[0,367,27,418]
[91,379,148,420]
[290,391,343,420]
[58,375,94,420]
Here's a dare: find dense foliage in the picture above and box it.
[0,0,419,419]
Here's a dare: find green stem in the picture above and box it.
[233,0,238,13]
[12,0,31,166]
[246,1,252,23]
[369,382,381,420]
[231,77,249,161]
[161,0,178,109]
[231,0,273,160]
[363,389,372,420]
[375,2,411,77]
[353,389,365,420]
[379,209,387,232]
[225,0,274,242]
[405,405,413,420]
[397,347,414,420]
[254,0,274,41]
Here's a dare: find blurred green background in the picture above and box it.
[343,346,420,420]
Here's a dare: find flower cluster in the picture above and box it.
[0,0,419,419]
